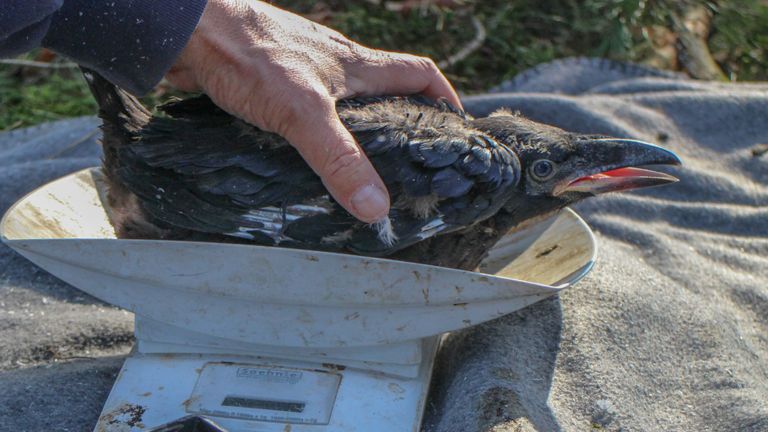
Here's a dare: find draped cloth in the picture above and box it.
[1,58,766,431]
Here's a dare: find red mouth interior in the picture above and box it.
[569,167,655,186]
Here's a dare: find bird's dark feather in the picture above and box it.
[84,71,521,256]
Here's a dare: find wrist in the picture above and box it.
[45,0,206,95]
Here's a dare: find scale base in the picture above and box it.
[96,340,439,432]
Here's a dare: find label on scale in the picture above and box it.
[186,362,341,425]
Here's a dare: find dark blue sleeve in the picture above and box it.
[0,1,63,55]
[0,0,207,95]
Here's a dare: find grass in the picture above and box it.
[0,66,96,131]
[1,0,766,131]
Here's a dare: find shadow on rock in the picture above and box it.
[424,296,563,432]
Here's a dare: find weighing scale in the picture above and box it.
[1,168,596,432]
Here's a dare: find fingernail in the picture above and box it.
[350,184,389,222]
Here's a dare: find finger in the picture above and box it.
[282,99,390,223]
[165,59,203,92]
[352,52,463,109]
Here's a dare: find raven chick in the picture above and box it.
[83,70,680,258]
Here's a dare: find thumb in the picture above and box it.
[282,100,390,223]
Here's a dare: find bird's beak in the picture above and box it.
[555,139,682,196]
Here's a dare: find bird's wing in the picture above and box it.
[337,97,521,254]
[114,96,339,245]
[343,97,520,205]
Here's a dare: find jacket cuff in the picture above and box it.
[0,0,63,39]
[43,0,207,95]
[0,17,53,57]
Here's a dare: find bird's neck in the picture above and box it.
[501,194,572,228]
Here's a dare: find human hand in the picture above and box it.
[166,0,461,223]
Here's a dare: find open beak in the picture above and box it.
[555,139,682,196]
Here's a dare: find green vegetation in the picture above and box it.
[0,66,96,131]
[1,0,766,131]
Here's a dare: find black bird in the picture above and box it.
[83,70,680,258]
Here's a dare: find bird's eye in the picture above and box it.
[530,159,556,180]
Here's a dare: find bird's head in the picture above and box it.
[473,112,681,221]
